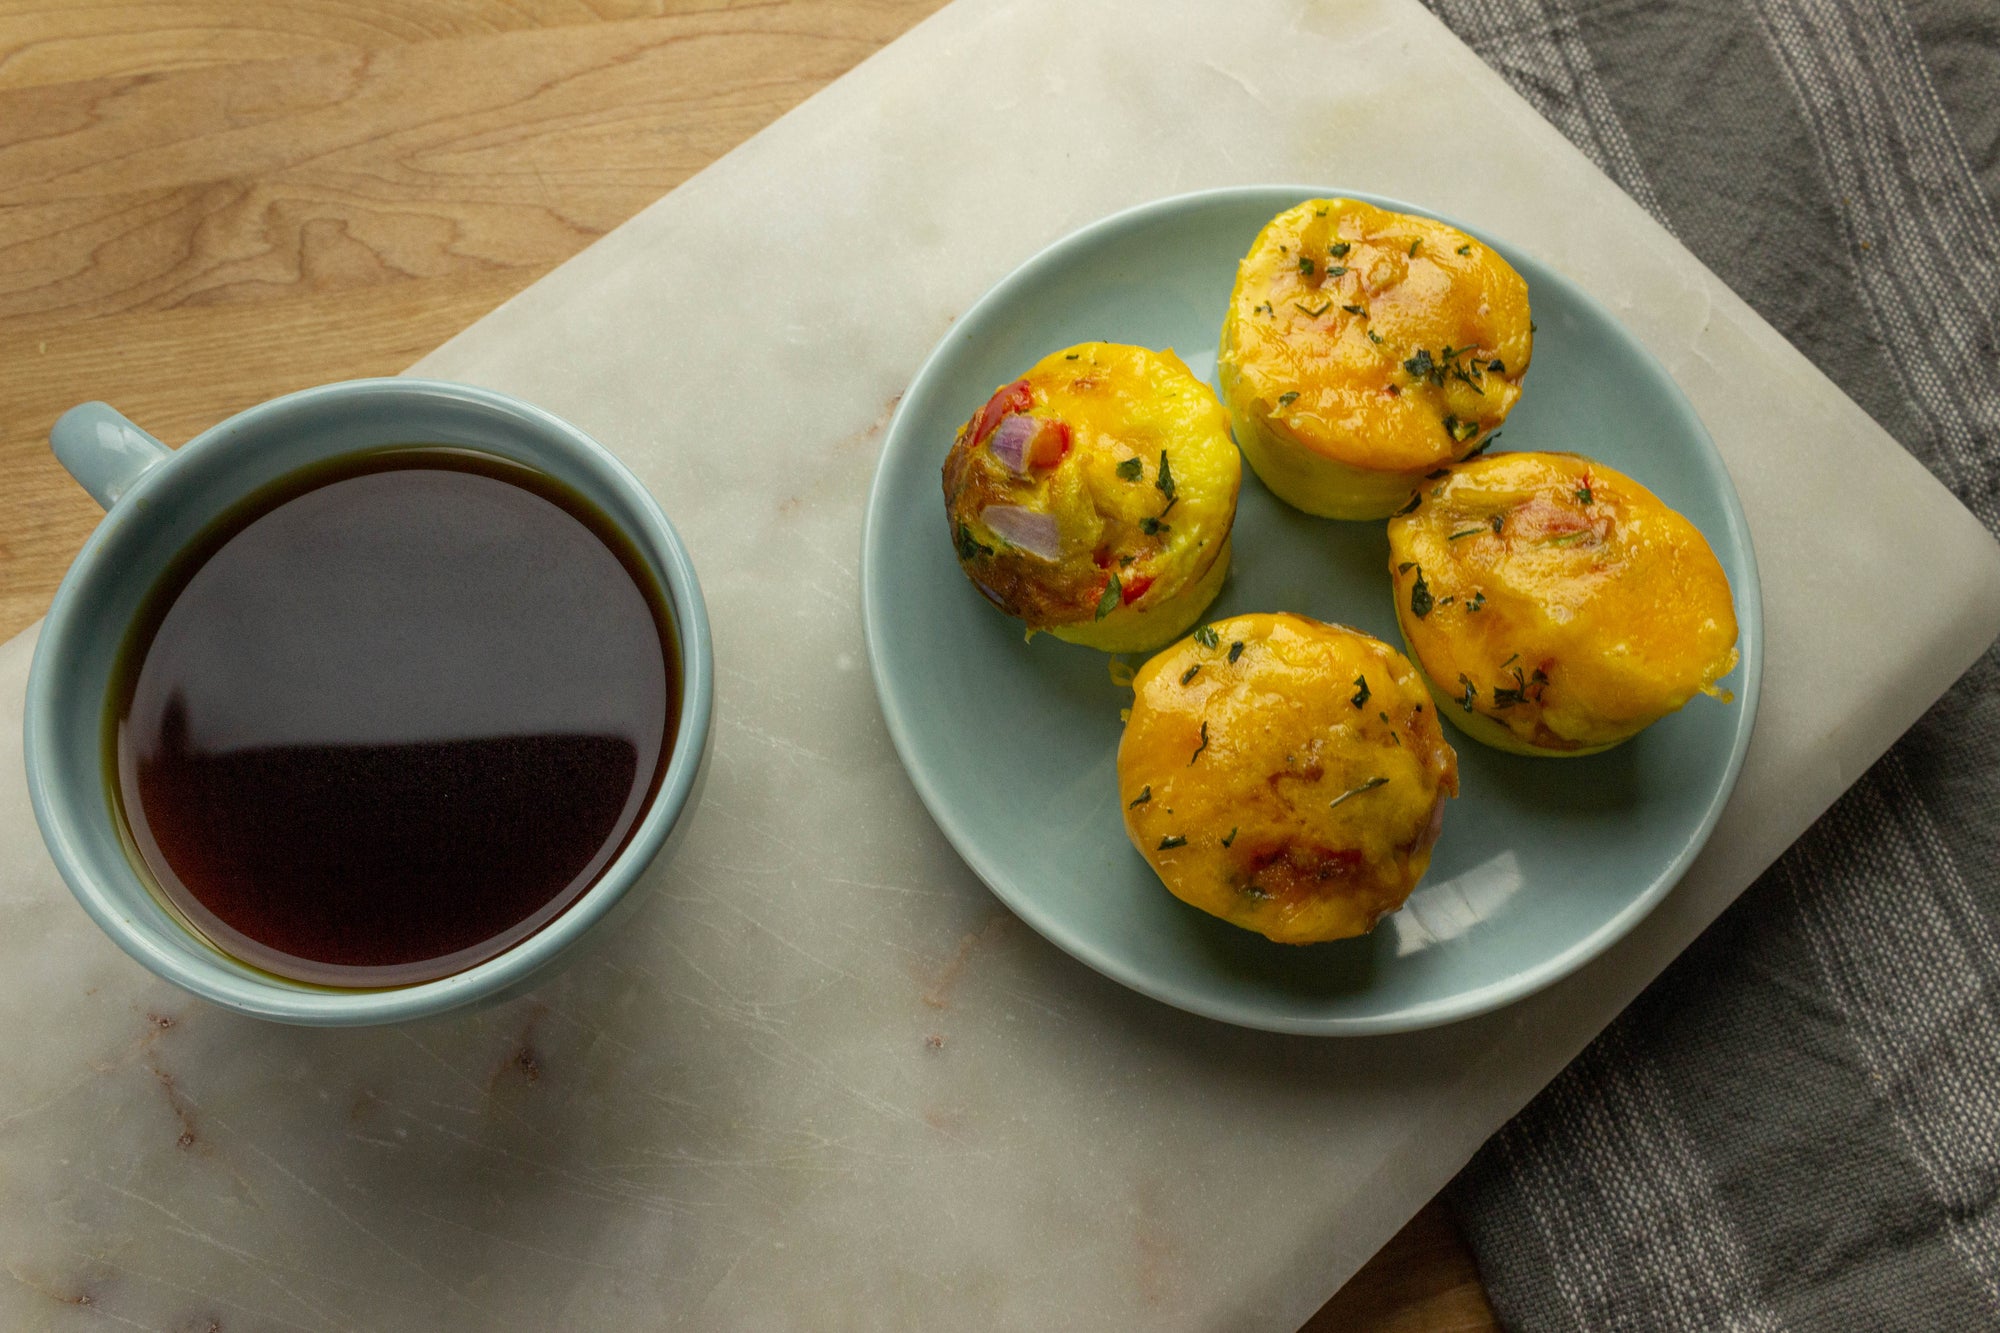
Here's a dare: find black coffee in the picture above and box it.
[110,448,677,987]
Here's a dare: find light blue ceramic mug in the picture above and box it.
[24,379,713,1026]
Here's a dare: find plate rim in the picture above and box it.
[860,184,1765,1035]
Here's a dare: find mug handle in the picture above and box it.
[51,402,173,510]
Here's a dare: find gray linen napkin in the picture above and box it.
[1420,0,2000,1328]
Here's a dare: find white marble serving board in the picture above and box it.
[5,0,1999,1327]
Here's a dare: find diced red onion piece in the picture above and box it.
[988,415,1037,472]
[981,505,1060,560]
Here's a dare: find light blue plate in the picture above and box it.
[861,187,1762,1034]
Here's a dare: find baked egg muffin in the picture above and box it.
[1118,613,1458,944]
[1387,451,1739,756]
[1217,198,1533,519]
[944,342,1240,652]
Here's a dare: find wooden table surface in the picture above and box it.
[0,3,1500,1327]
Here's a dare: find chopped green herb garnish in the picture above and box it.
[1530,319,1538,333]
[1576,483,1594,505]
[1368,329,1385,344]
[1490,513,1504,533]
[1409,239,1421,257]
[1544,531,1590,546]
[1189,721,1209,765]
[1457,244,1471,255]
[1343,303,1366,316]
[1457,674,1477,711]
[1278,391,1300,406]
[1140,516,1169,535]
[1410,567,1433,618]
[1181,664,1202,686]
[1351,675,1371,708]
[1329,241,1351,257]
[1397,560,1418,574]
[1299,256,1315,275]
[1294,300,1333,318]
[1329,776,1390,810]
[1467,591,1486,612]
[1255,301,1274,316]
[1096,576,1121,619]
[1492,665,1529,709]
[1406,343,1494,391]
[955,523,992,560]
[1221,827,1238,848]
[1326,265,1348,278]
[1449,526,1486,541]
[1128,786,1152,808]
[1158,835,1188,850]
[1155,451,1176,504]
[1500,653,1520,669]
[1116,457,1143,481]
[1193,625,1219,649]
[1489,359,1506,373]
[1444,415,1480,442]
[1228,640,1244,663]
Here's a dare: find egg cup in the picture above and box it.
[943,342,1241,653]
[1387,451,1739,756]
[1118,613,1459,944]
[1217,198,1533,519]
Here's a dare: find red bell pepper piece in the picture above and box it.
[970,380,1033,446]
[1025,418,1071,469]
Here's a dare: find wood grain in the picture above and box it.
[0,0,932,626]
[0,3,1499,1327]
[1309,1202,1501,1332]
